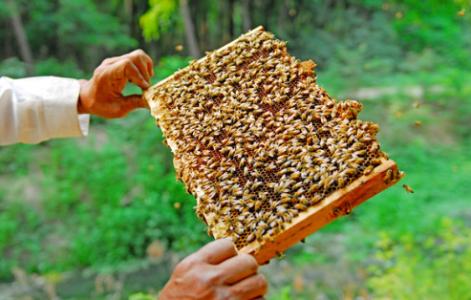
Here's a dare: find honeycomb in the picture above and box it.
[146,27,393,250]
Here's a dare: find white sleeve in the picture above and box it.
[0,76,90,145]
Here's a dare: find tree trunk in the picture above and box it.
[228,0,235,39]
[219,1,230,43]
[6,0,34,75]
[124,0,134,36]
[263,0,276,28]
[180,0,201,57]
[241,0,252,31]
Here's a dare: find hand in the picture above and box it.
[78,49,154,118]
[159,239,267,300]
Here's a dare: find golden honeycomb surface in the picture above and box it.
[146,27,388,249]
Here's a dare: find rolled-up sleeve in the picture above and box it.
[0,76,90,145]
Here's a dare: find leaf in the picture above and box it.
[139,0,177,42]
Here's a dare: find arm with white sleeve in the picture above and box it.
[0,49,153,146]
[0,76,89,145]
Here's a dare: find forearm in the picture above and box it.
[0,76,89,145]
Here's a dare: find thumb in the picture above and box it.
[122,94,149,110]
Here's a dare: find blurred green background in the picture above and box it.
[1,0,471,299]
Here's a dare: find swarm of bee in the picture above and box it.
[146,27,395,249]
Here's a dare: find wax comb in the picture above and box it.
[144,26,403,264]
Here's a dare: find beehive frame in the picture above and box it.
[144,26,402,264]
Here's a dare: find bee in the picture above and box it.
[297,195,310,206]
[369,142,380,153]
[254,200,263,211]
[276,205,288,213]
[275,251,286,259]
[371,158,382,166]
[290,172,301,180]
[235,226,245,235]
[363,165,374,176]
[383,169,393,184]
[282,213,293,224]
[269,219,278,229]
[354,150,367,157]
[333,175,344,187]
[246,232,256,243]
[294,203,307,211]
[292,181,304,190]
[294,188,305,197]
[280,196,292,205]
[398,171,405,179]
[264,234,276,243]
[402,184,414,193]
[255,228,265,242]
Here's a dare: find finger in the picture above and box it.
[102,50,154,79]
[129,50,152,81]
[143,53,154,77]
[148,59,154,77]
[132,50,154,77]
[194,238,237,265]
[219,254,258,284]
[229,274,267,300]
[119,59,149,89]
[132,54,151,82]
[101,51,138,66]
[121,94,149,110]
[101,56,122,66]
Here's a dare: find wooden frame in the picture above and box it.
[143,26,403,264]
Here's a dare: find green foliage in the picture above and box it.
[391,1,469,60]
[129,293,156,300]
[154,55,191,80]
[54,0,137,51]
[288,1,401,74]
[0,0,137,75]
[271,286,293,300]
[1,0,471,297]
[0,200,43,278]
[140,0,178,42]
[368,219,471,300]
[34,58,84,78]
[0,114,210,278]
[0,57,27,78]
[0,3,7,17]
[0,142,33,176]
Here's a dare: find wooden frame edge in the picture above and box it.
[240,159,402,264]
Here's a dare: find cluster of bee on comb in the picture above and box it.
[147,28,400,250]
